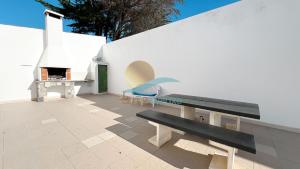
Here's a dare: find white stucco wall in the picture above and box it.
[103,0,300,129]
[0,24,106,102]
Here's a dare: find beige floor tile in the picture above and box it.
[173,135,210,156]
[63,126,95,141]
[1,104,50,130]
[90,141,127,168]
[82,135,104,148]
[208,154,254,169]
[4,145,74,169]
[61,142,87,158]
[105,136,153,166]
[97,130,117,141]
[136,155,177,169]
[4,122,78,154]
[154,139,211,169]
[41,118,58,124]
[0,132,3,154]
[0,153,2,169]
[79,103,122,120]
[54,110,108,140]
[235,156,254,169]
[77,102,91,107]
[108,156,139,169]
[0,109,3,130]
[95,109,122,120]
[69,149,105,169]
[89,109,99,113]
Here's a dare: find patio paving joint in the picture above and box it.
[2,132,4,169]
[59,148,77,169]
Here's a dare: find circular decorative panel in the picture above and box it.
[125,60,155,88]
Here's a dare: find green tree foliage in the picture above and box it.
[36,0,183,41]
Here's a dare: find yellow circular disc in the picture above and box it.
[125,60,155,88]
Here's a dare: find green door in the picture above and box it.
[98,65,107,93]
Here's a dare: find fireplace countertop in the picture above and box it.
[35,79,93,83]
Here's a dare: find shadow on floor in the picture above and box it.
[79,94,281,169]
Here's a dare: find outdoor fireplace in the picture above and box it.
[41,67,71,81]
[35,10,75,102]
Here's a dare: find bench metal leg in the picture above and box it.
[148,123,172,147]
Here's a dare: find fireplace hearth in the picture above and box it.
[41,67,71,81]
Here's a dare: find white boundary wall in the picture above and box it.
[103,0,300,129]
[0,24,106,102]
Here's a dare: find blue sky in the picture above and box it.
[0,0,238,32]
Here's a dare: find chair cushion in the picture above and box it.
[133,91,157,96]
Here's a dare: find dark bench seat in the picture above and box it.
[136,110,256,154]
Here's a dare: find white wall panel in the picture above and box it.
[0,24,106,101]
[103,0,300,129]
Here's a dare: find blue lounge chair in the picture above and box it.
[123,77,178,107]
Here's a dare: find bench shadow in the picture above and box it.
[106,122,212,169]
[79,94,280,169]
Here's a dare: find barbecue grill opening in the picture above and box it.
[47,67,66,80]
[40,67,71,81]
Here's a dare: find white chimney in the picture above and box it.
[38,10,70,69]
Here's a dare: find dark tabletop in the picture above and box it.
[156,94,260,119]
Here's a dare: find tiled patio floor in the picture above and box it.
[0,94,299,169]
